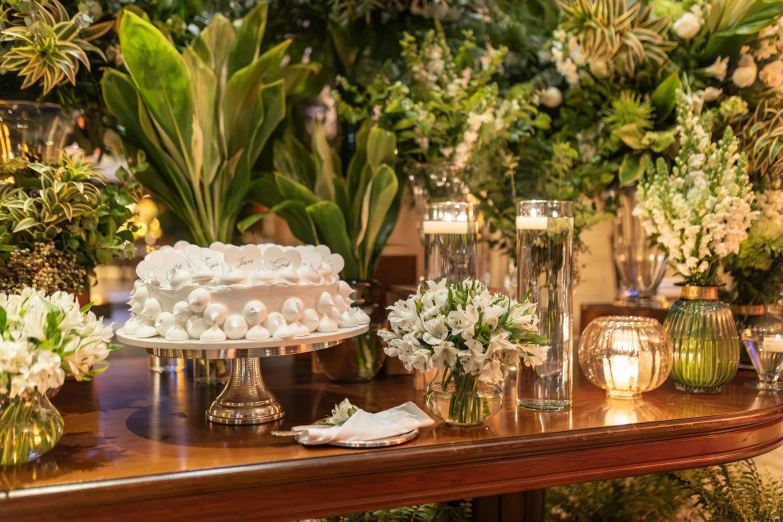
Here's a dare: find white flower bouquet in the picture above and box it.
[634,92,757,286]
[379,279,547,425]
[0,288,117,399]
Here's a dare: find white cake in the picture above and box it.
[120,241,371,342]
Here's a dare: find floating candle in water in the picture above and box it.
[603,355,639,393]
[764,335,783,353]
[515,216,548,230]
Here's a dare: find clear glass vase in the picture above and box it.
[665,286,740,393]
[424,368,503,427]
[316,280,386,382]
[0,391,64,466]
[734,306,783,390]
[0,101,77,163]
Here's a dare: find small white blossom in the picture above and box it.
[674,12,703,39]
[732,54,758,88]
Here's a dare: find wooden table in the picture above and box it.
[2,356,783,521]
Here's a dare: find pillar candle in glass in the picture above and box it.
[516,200,574,411]
[423,202,478,283]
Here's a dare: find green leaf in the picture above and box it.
[312,123,336,201]
[247,176,283,209]
[120,12,195,178]
[190,14,236,75]
[222,41,290,159]
[276,173,319,206]
[238,200,317,245]
[182,47,219,184]
[366,128,396,170]
[613,124,646,150]
[13,217,39,233]
[650,72,681,120]
[619,152,649,187]
[247,80,286,166]
[306,201,359,278]
[646,129,677,153]
[0,306,6,332]
[328,22,358,69]
[359,165,398,279]
[79,303,94,313]
[270,63,322,95]
[227,2,267,77]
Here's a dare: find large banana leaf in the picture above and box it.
[358,165,398,277]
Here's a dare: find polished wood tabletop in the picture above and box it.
[2,356,783,521]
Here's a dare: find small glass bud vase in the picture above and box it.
[579,316,672,399]
[665,286,740,393]
[734,305,783,391]
[0,391,64,466]
[424,368,503,427]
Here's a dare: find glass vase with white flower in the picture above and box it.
[379,279,548,427]
[635,92,757,393]
[0,288,118,465]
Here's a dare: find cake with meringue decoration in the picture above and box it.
[120,241,370,342]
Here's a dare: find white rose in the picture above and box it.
[674,12,702,39]
[702,87,723,102]
[759,60,783,88]
[732,54,758,88]
[541,87,563,108]
[704,56,729,81]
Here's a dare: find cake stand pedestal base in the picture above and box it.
[207,357,285,425]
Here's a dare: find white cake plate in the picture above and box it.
[116,325,369,426]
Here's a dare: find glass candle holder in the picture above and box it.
[578,316,672,399]
[515,200,574,411]
[423,202,478,282]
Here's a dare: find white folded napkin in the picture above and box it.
[292,402,434,445]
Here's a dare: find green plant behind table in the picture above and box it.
[241,122,402,281]
[0,152,140,273]
[101,3,319,246]
[0,0,112,95]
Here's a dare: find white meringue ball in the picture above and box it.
[165,325,190,341]
[188,288,211,313]
[281,297,305,323]
[141,298,162,322]
[132,285,150,304]
[191,269,216,283]
[243,300,268,325]
[338,310,360,328]
[122,315,140,335]
[333,294,349,313]
[224,315,249,340]
[130,301,143,314]
[135,324,159,338]
[204,303,228,327]
[296,264,322,283]
[294,322,310,337]
[170,268,192,289]
[155,312,176,337]
[133,279,144,291]
[186,316,209,338]
[337,281,354,298]
[302,309,320,332]
[353,307,371,325]
[172,301,192,325]
[278,266,300,283]
[246,325,271,341]
[327,306,342,321]
[316,292,336,314]
[263,312,287,335]
[200,326,227,342]
[273,326,294,340]
[316,314,338,333]
[318,265,334,280]
[220,269,248,285]
[249,270,277,284]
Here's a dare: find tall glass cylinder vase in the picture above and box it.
[613,185,668,308]
[515,201,574,411]
[423,202,478,283]
[666,286,740,393]
[409,163,472,244]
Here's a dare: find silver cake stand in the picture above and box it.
[116,325,369,425]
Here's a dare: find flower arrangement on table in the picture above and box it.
[0,152,140,295]
[379,279,548,426]
[0,288,118,465]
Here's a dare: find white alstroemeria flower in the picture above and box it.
[520,344,549,367]
[408,348,434,373]
[432,342,460,369]
[484,305,507,330]
[447,305,479,340]
[460,339,487,374]
[422,316,449,346]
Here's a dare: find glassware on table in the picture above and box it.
[612,185,668,308]
[423,202,478,283]
[0,391,64,466]
[148,354,184,373]
[735,305,783,391]
[0,101,77,163]
[665,286,740,393]
[424,368,503,427]
[578,316,672,399]
[515,200,574,411]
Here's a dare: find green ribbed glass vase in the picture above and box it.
[665,286,740,393]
